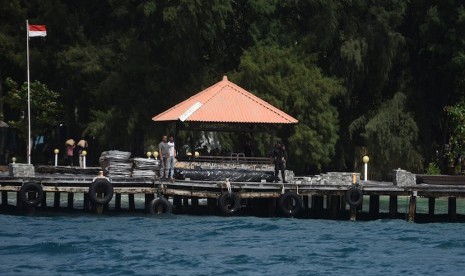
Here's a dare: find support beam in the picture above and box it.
[115,193,121,210]
[1,191,7,206]
[389,195,397,218]
[428,197,435,216]
[54,192,60,209]
[408,193,416,222]
[369,195,380,218]
[67,193,74,209]
[448,197,456,221]
[83,193,90,210]
[128,194,135,211]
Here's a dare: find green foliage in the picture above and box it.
[352,92,423,179]
[232,45,345,172]
[444,101,465,157]
[425,162,441,175]
[2,77,62,138]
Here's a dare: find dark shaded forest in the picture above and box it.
[1,0,465,179]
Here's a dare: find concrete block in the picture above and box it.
[9,163,35,177]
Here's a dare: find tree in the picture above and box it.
[350,92,422,179]
[232,45,345,173]
[2,77,62,139]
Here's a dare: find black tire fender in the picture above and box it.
[19,182,43,207]
[218,191,241,215]
[278,191,303,216]
[346,186,363,207]
[88,179,114,205]
[149,197,172,215]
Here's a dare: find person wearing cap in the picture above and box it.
[271,141,288,183]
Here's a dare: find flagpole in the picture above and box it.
[26,19,32,164]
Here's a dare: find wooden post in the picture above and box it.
[83,193,90,211]
[448,197,457,221]
[340,195,346,212]
[183,197,189,208]
[330,195,340,219]
[311,195,324,217]
[408,192,416,222]
[389,195,397,218]
[428,197,435,216]
[54,192,61,209]
[145,193,154,212]
[207,197,217,214]
[40,192,47,208]
[67,193,74,209]
[115,193,121,210]
[16,192,23,208]
[128,194,135,211]
[369,195,380,218]
[267,198,276,217]
[173,195,182,212]
[1,191,7,206]
[191,197,199,214]
[303,195,309,210]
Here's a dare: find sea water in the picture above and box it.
[1,213,465,276]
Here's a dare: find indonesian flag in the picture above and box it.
[28,25,46,37]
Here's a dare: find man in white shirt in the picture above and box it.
[167,136,176,179]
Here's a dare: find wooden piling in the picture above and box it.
[128,194,135,210]
[428,197,435,216]
[67,193,74,209]
[115,193,121,210]
[389,195,397,218]
[408,193,416,222]
[83,193,90,210]
[145,194,154,212]
[330,195,340,219]
[54,192,61,209]
[311,195,324,217]
[369,195,380,218]
[40,192,47,208]
[448,197,457,221]
[1,191,7,206]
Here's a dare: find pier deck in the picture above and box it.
[1,167,465,222]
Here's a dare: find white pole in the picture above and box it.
[364,163,368,181]
[83,156,86,169]
[54,153,58,167]
[26,20,32,164]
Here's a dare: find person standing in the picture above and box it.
[272,141,287,183]
[158,135,170,179]
[65,139,75,167]
[167,136,176,179]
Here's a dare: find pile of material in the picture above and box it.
[132,158,159,178]
[99,150,132,177]
[175,168,275,182]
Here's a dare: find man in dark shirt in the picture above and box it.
[272,141,287,183]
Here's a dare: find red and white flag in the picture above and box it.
[28,24,46,37]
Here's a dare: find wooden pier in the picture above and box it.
[1,165,465,222]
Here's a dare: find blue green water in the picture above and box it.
[1,214,464,275]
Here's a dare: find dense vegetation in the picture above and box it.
[1,0,465,179]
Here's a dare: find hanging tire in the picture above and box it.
[88,179,114,205]
[149,197,172,215]
[278,191,303,216]
[218,191,241,215]
[19,182,43,207]
[346,186,363,207]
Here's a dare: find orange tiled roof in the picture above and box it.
[152,76,298,124]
